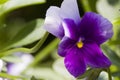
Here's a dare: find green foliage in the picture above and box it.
[0,0,45,16]
[0,0,45,27]
[31,76,38,80]
[97,0,120,21]
[0,19,46,51]
[26,67,64,80]
[0,0,8,4]
[102,45,120,67]
[1,55,22,63]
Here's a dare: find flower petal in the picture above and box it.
[0,59,3,72]
[83,42,111,68]
[64,48,86,77]
[62,19,79,40]
[58,36,76,57]
[79,12,113,44]
[44,6,64,38]
[60,0,81,25]
[7,53,33,75]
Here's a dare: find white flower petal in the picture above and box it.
[60,0,81,25]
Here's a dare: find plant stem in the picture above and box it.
[80,0,91,12]
[0,32,49,57]
[0,48,30,57]
[86,68,102,80]
[30,32,49,53]
[29,38,59,67]
[107,68,112,80]
[21,38,59,74]
[0,72,27,80]
[112,18,120,26]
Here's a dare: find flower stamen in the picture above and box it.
[77,41,83,48]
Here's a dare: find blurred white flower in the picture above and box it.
[7,53,33,75]
[0,59,3,72]
[98,71,114,80]
[0,60,8,80]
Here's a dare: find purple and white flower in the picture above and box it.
[44,0,113,77]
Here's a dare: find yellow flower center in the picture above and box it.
[77,41,84,48]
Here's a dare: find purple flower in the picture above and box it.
[44,0,113,77]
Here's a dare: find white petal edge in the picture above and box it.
[44,6,64,38]
[60,0,81,25]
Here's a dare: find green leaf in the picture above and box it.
[108,40,120,45]
[102,45,120,67]
[88,0,97,12]
[1,55,22,63]
[80,0,97,12]
[111,25,120,42]
[112,18,120,26]
[112,71,120,77]
[0,0,45,16]
[0,0,45,27]
[25,67,64,80]
[31,76,38,80]
[0,19,46,51]
[0,72,26,80]
[86,68,102,80]
[77,68,93,79]
[0,0,8,4]
[96,0,120,21]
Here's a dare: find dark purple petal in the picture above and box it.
[64,47,86,77]
[60,0,81,26]
[79,12,113,44]
[58,36,76,57]
[62,19,79,40]
[44,6,64,38]
[83,42,111,68]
